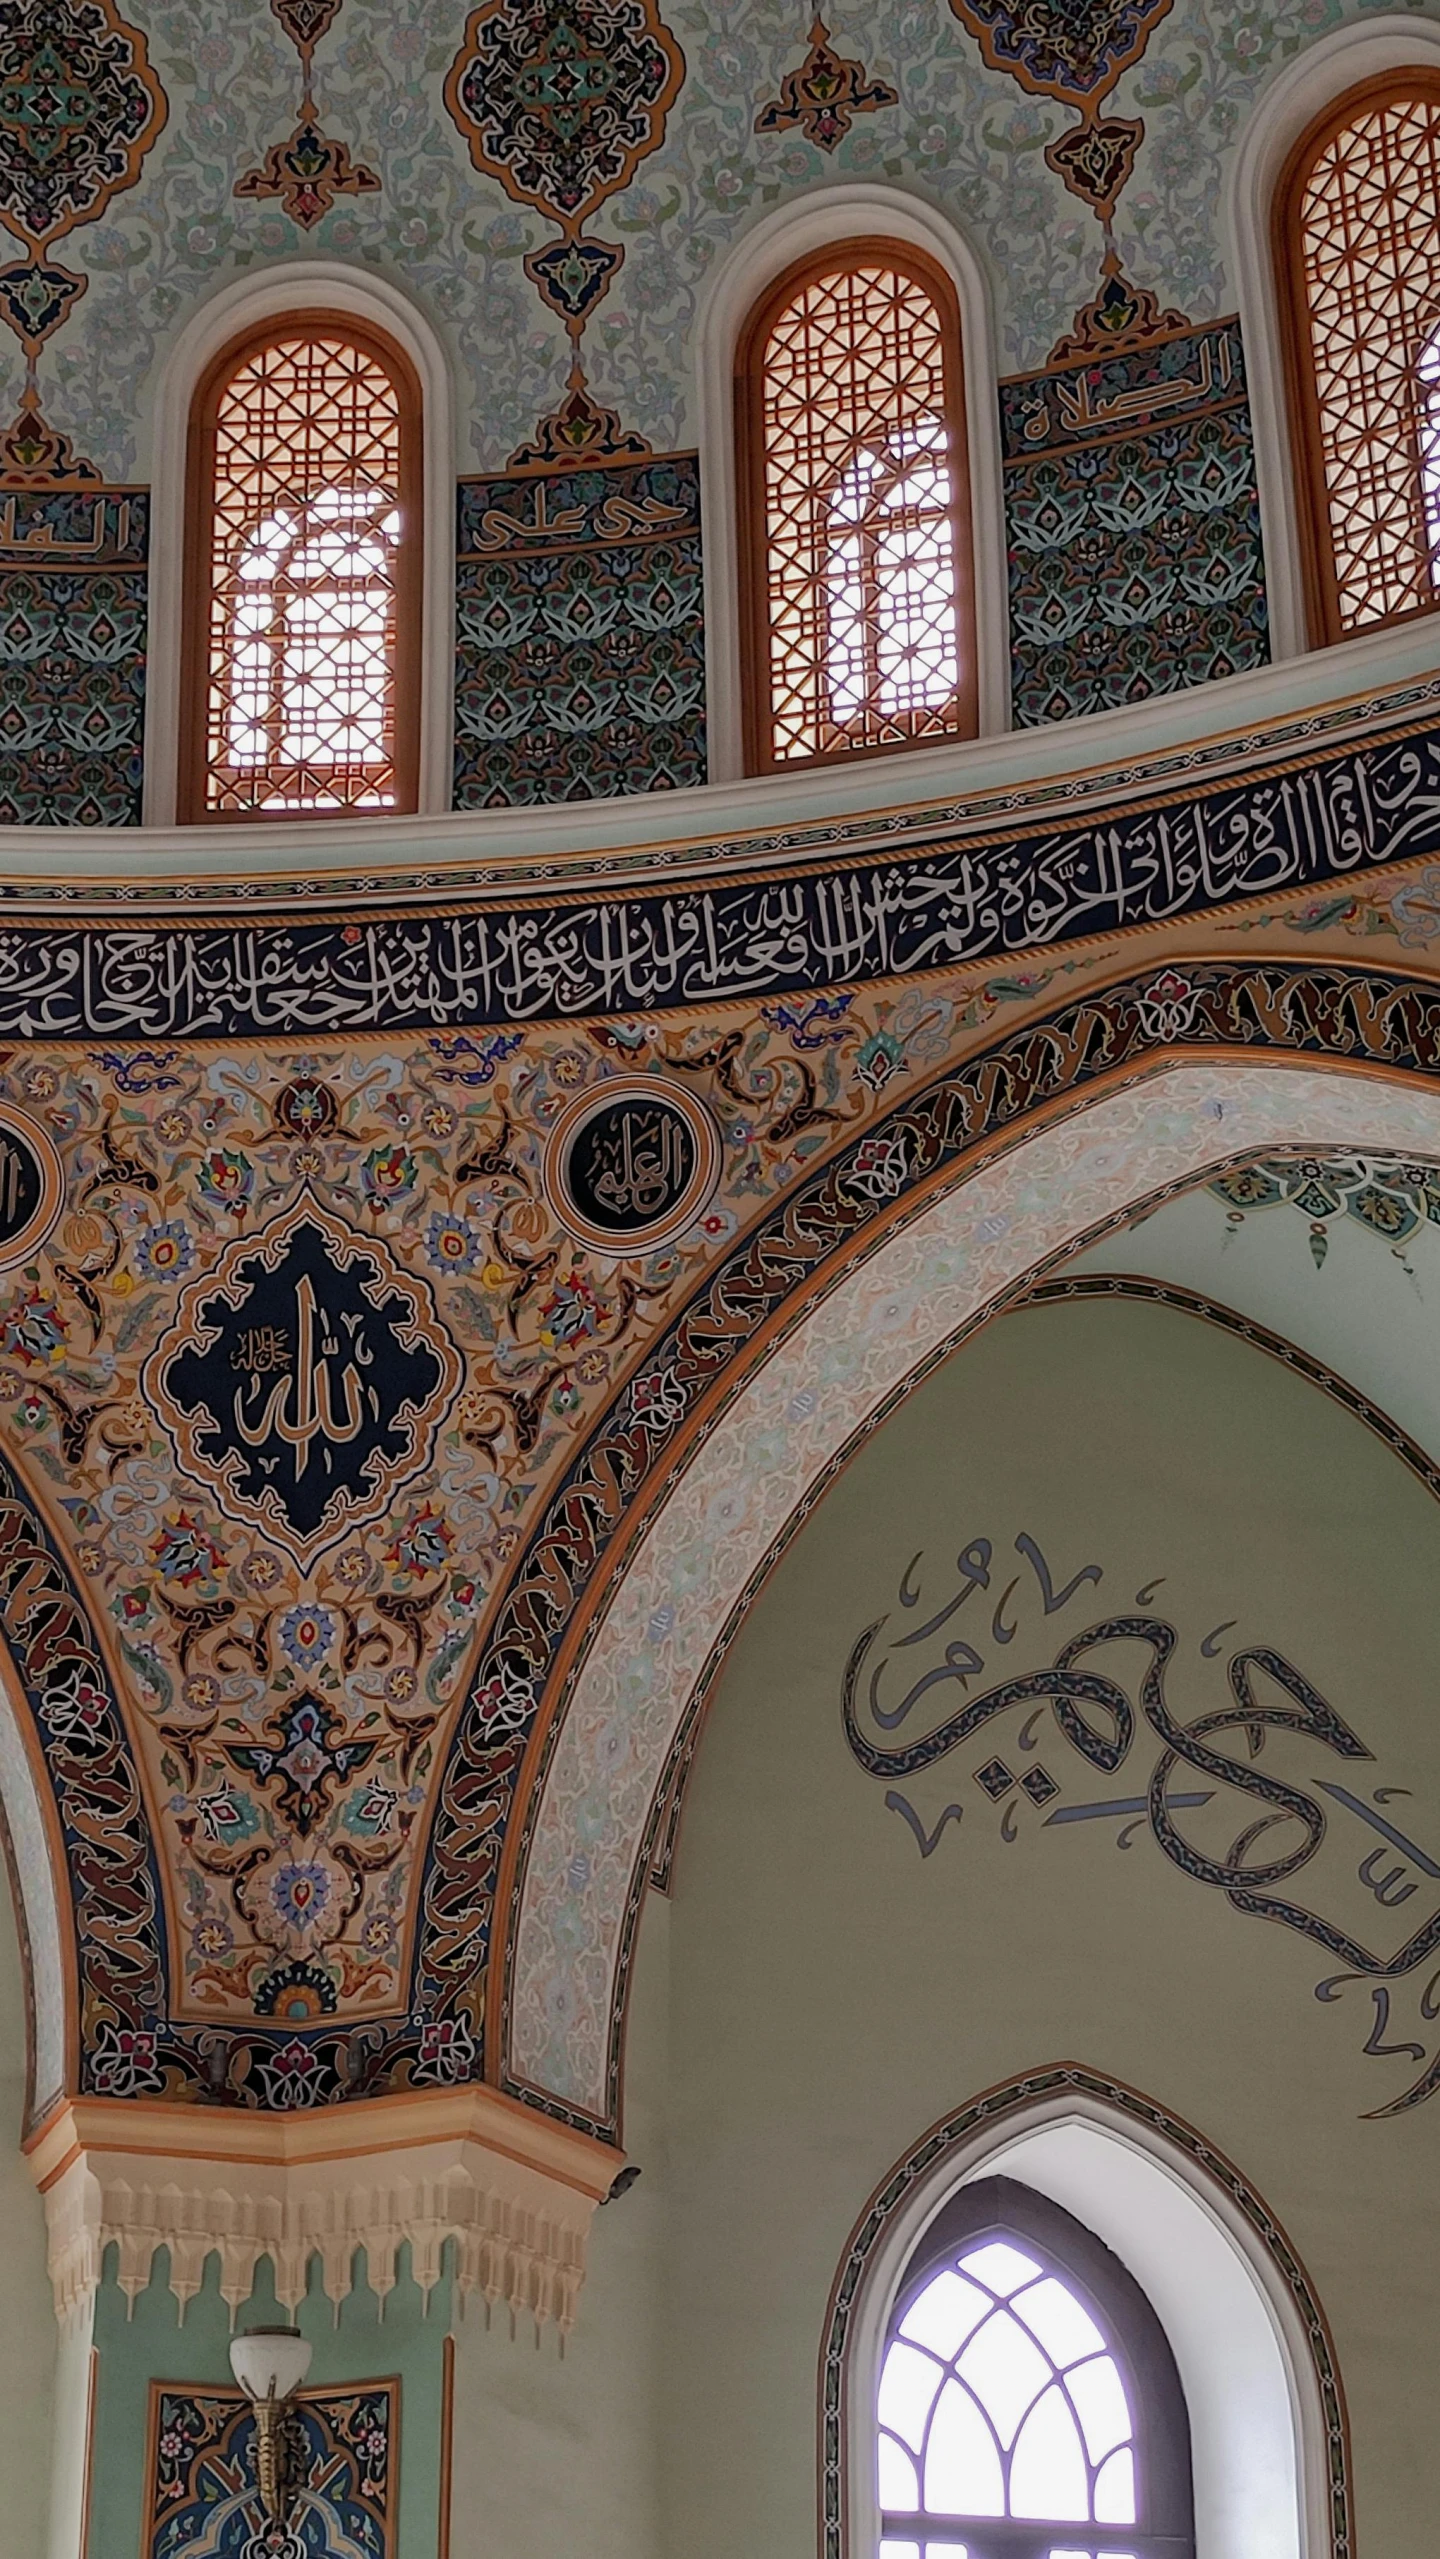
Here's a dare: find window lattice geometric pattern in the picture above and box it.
[754,263,966,763]
[879,2236,1143,2559]
[1297,92,1440,633]
[201,332,405,814]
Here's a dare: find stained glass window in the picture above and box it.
[183,322,421,819]
[1282,80,1440,640]
[738,248,975,769]
[877,2183,1192,2559]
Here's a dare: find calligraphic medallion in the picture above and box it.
[0,1101,62,1270]
[544,1076,720,1252]
[145,1194,462,1565]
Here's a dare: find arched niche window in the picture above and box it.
[736,243,976,773]
[1278,73,1440,643]
[179,316,422,821]
[877,2178,1194,2559]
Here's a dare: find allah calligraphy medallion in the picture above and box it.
[145,1196,462,1563]
[544,1077,720,1252]
[0,1101,62,1270]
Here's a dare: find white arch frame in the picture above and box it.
[0,1644,65,2120]
[836,2084,1335,2559]
[1224,12,1440,663]
[509,1056,1440,2121]
[141,260,457,827]
[693,183,1011,783]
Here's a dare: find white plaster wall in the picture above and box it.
[647,1297,1440,2559]
[0,1866,55,2556]
[446,1893,667,2559]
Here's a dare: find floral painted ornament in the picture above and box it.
[945,0,1172,108]
[0,0,167,250]
[946,0,1172,284]
[445,0,684,350]
[0,0,166,467]
[755,15,898,155]
[234,0,379,230]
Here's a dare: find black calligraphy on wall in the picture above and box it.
[843,1532,1440,2117]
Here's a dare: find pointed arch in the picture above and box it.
[497,967,1440,2129]
[823,2066,1348,2559]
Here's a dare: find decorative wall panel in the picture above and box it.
[145,2379,397,2558]
[453,451,705,806]
[0,484,146,822]
[0,686,1436,2115]
[1002,317,1268,726]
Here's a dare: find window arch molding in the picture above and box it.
[824,2071,1348,2559]
[143,262,455,828]
[1224,12,1440,662]
[0,1646,64,2122]
[694,185,1008,783]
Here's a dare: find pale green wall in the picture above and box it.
[448,1892,668,2559]
[650,1299,1440,2558]
[0,1860,54,2556]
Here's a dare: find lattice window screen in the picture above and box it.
[753,263,966,763]
[201,333,407,814]
[1297,93,1440,632]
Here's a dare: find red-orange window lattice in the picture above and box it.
[180,318,422,821]
[1278,74,1440,644]
[737,245,976,772]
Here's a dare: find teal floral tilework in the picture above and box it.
[0,490,147,824]
[453,453,705,806]
[1002,318,1269,724]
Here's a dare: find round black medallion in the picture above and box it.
[545,1078,721,1252]
[0,1105,62,1270]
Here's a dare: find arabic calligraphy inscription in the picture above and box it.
[147,1197,461,1562]
[546,1077,720,1250]
[0,1101,60,1268]
[846,1528,1440,2116]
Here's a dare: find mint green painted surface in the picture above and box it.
[87,2241,451,2559]
[0,1871,54,2555]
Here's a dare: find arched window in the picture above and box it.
[179,317,422,820]
[1278,73,1440,643]
[736,244,975,772]
[877,2178,1193,2559]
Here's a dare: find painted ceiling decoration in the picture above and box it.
[0,0,166,486]
[444,0,684,462]
[492,958,1440,2135]
[944,0,1180,361]
[0,0,1349,481]
[1207,1153,1440,1274]
[3,875,1440,2120]
[755,15,899,156]
[233,0,380,232]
